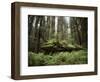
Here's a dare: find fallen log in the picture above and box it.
[40,46,83,53]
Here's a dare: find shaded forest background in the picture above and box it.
[28,15,88,66]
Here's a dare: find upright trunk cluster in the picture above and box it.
[28,15,87,53]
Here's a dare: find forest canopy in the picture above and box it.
[28,15,88,66]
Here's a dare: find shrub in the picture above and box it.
[28,50,87,66]
[28,52,45,66]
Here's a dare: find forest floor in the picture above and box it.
[28,50,87,66]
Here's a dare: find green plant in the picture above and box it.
[28,50,87,66]
[28,52,45,66]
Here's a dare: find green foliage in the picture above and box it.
[41,39,82,50]
[41,39,62,49]
[59,40,68,47]
[28,50,87,66]
[28,52,45,66]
